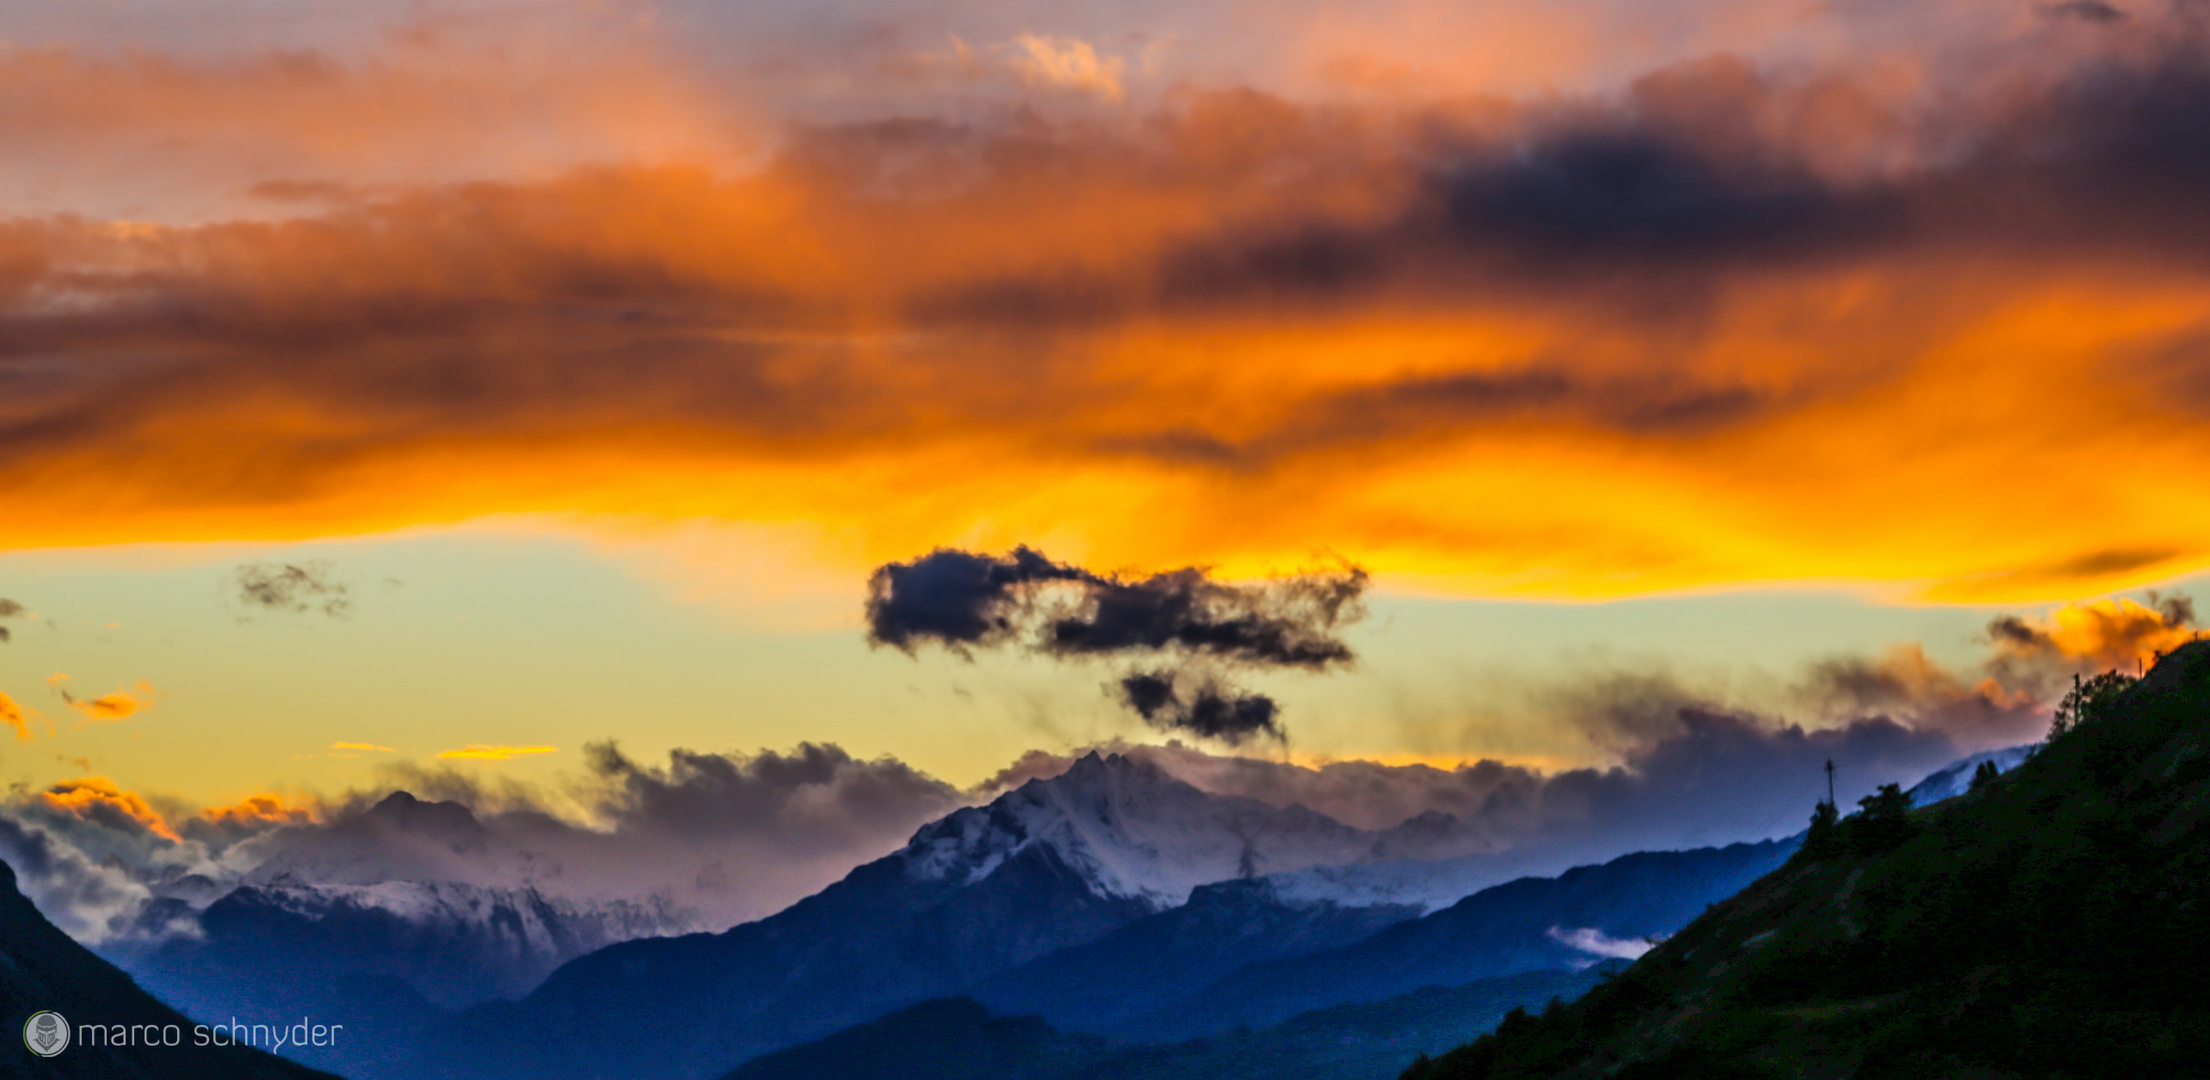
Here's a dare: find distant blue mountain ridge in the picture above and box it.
[92,743,2030,1080]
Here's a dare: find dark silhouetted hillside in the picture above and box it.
[0,858,340,1080]
[1405,639,2210,1080]
[725,966,1612,1080]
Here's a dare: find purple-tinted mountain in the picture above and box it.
[404,752,1448,1080]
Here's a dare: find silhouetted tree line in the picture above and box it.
[1799,782,1913,860]
[2049,669,2136,741]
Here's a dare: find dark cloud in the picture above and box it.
[231,560,351,619]
[580,741,966,851]
[1117,368,1777,471]
[1953,547,2186,594]
[1987,614,2041,648]
[1129,32,2210,320]
[868,547,1366,741]
[0,597,20,643]
[1432,131,1878,265]
[864,546,1094,655]
[1116,670,1282,745]
[1045,565,1367,668]
[1117,78,1904,323]
[867,547,1367,669]
[2047,0,2128,23]
[2148,589,2196,627]
[2144,324,2210,418]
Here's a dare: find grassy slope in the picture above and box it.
[1406,639,2210,1080]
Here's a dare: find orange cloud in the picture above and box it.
[34,777,180,842]
[63,680,160,724]
[0,20,2208,604]
[0,691,39,741]
[437,745,560,761]
[1989,597,2203,673]
[1008,35,1127,100]
[0,28,750,221]
[198,792,319,832]
[331,741,397,752]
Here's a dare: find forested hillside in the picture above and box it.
[1405,640,2210,1080]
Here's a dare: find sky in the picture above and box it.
[4,0,2210,935]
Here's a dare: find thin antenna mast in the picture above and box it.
[1824,759,1836,808]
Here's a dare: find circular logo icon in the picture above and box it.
[23,1011,69,1057]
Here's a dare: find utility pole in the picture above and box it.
[1825,759,1837,808]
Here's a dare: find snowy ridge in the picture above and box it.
[899,752,1410,909]
[206,879,700,1004]
[234,880,695,943]
[1906,744,2037,806]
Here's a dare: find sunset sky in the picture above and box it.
[3,0,2208,823]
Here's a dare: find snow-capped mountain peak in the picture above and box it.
[899,752,1402,908]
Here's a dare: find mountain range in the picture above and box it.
[406,751,1469,1080]
[392,750,1804,1080]
[30,732,2032,1080]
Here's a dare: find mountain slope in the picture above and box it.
[724,967,1613,1080]
[406,752,1442,1080]
[1903,744,2036,807]
[126,878,689,1007]
[1120,838,1797,1041]
[976,877,1423,1032]
[1406,639,2210,1080]
[0,858,339,1080]
[721,998,1107,1080]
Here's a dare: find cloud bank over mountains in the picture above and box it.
[1,590,2187,944]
